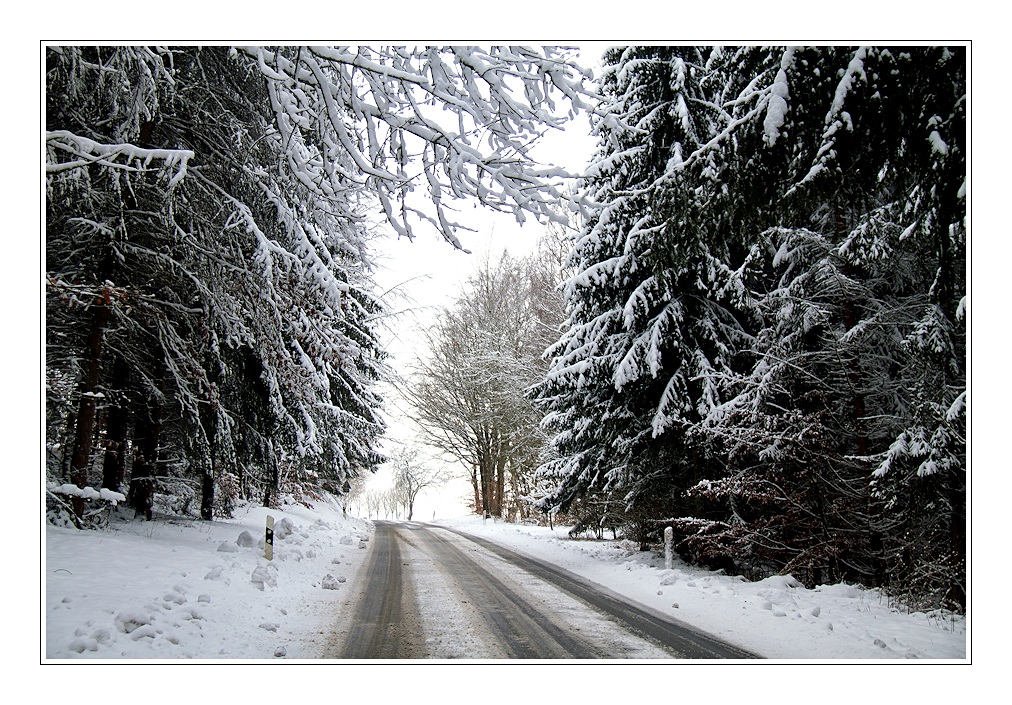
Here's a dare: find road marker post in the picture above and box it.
[265,515,275,560]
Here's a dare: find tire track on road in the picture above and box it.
[334,521,758,659]
[398,524,606,659]
[434,524,760,659]
[336,522,424,658]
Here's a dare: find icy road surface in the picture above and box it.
[325,521,757,659]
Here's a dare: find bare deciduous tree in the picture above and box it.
[405,243,568,519]
[387,447,450,521]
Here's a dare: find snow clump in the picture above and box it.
[251,563,278,591]
[321,573,345,590]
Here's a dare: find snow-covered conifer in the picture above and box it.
[535,46,965,609]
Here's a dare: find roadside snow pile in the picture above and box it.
[439,515,966,660]
[45,498,372,660]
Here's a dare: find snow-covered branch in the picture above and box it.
[46,130,193,188]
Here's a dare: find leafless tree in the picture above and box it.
[387,447,450,521]
[405,241,567,518]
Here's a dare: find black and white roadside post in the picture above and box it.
[664,526,674,570]
[265,515,275,560]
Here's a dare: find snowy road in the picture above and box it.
[327,521,757,659]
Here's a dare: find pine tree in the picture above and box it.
[536,46,738,523]
[536,46,965,608]
[46,46,389,518]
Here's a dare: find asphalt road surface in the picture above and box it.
[327,521,758,660]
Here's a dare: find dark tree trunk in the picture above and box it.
[263,453,278,508]
[494,449,507,518]
[129,394,161,521]
[201,471,215,520]
[479,452,494,516]
[200,338,219,520]
[69,303,110,518]
[199,401,216,520]
[947,467,966,609]
[101,355,130,493]
[62,407,78,478]
[470,466,481,513]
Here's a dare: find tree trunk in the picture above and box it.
[947,466,966,609]
[200,336,219,520]
[264,450,278,508]
[470,466,481,513]
[62,407,78,478]
[494,449,507,518]
[129,395,161,521]
[199,401,217,521]
[101,355,130,493]
[201,471,215,521]
[69,303,110,518]
[479,452,494,516]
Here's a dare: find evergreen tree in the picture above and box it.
[46,46,389,519]
[536,46,965,608]
[536,46,734,520]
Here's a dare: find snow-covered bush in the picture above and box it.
[46,483,126,529]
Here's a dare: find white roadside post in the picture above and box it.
[664,526,673,570]
[265,515,275,560]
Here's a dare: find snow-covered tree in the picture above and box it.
[45,45,592,524]
[386,447,450,521]
[235,46,593,249]
[535,46,733,520]
[535,46,965,608]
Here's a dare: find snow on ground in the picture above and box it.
[44,498,965,663]
[45,497,372,660]
[435,515,967,661]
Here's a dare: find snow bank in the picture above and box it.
[436,515,966,660]
[45,498,372,660]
